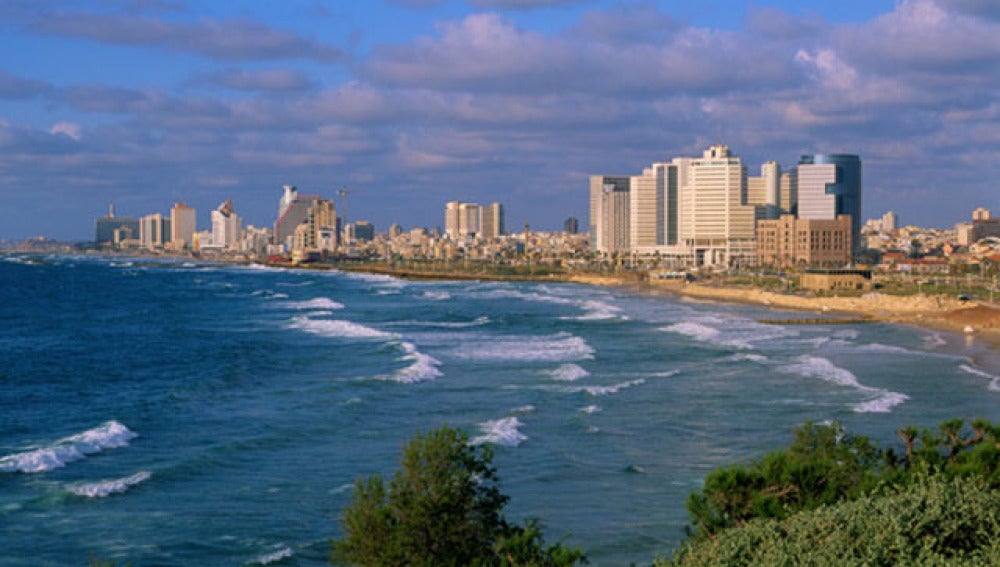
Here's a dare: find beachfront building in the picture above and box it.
[797,154,862,259]
[274,187,335,252]
[589,175,631,254]
[679,144,757,268]
[170,202,196,251]
[756,214,852,268]
[629,162,680,253]
[139,212,171,250]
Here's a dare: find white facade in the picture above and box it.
[589,175,631,253]
[210,200,242,251]
[797,163,838,220]
[140,213,171,249]
[680,144,755,266]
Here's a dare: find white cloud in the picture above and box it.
[49,121,82,140]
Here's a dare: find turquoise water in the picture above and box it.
[1,254,998,566]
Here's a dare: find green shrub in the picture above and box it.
[661,474,1000,566]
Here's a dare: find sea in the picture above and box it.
[2,254,999,566]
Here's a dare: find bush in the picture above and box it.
[661,474,1000,566]
[331,425,584,566]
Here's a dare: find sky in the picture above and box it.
[0,0,998,241]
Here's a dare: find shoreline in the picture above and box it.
[640,281,1000,373]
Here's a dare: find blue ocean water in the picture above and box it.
[1,254,998,566]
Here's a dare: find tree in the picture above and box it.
[332,425,584,566]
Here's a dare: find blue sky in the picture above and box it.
[1,0,998,240]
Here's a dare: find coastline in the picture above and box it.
[641,281,1000,372]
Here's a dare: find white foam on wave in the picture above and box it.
[512,404,536,414]
[960,364,1000,392]
[0,420,137,474]
[781,356,909,413]
[471,417,527,447]
[388,316,491,329]
[855,343,915,355]
[381,342,442,383]
[288,316,393,339]
[662,314,798,349]
[570,299,629,321]
[475,288,576,306]
[584,378,645,396]
[661,322,720,342]
[923,332,948,349]
[421,290,451,301]
[832,329,860,340]
[287,297,345,310]
[581,404,601,414]
[68,471,151,498]
[451,332,594,362]
[548,363,590,382]
[248,547,294,565]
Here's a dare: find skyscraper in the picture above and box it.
[797,153,862,258]
[589,175,630,253]
[479,202,505,239]
[563,217,579,234]
[95,203,139,245]
[629,162,679,251]
[140,213,171,249]
[211,200,242,250]
[170,202,196,250]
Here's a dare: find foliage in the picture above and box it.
[331,425,584,566]
[684,418,1000,541]
[660,474,1000,566]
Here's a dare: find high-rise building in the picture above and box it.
[140,213,171,249]
[797,153,862,259]
[779,169,798,215]
[170,202,196,250]
[95,203,139,245]
[629,162,679,251]
[679,144,756,266]
[458,203,480,237]
[389,224,403,239]
[589,176,631,253]
[479,202,505,239]
[211,200,242,250]
[563,217,579,234]
[972,207,992,221]
[881,211,898,232]
[274,189,329,251]
[445,201,461,239]
[353,221,375,242]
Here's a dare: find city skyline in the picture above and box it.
[1,0,998,240]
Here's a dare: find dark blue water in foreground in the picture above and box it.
[2,254,998,566]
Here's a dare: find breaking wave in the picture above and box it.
[0,421,138,474]
[660,315,798,349]
[548,363,590,382]
[387,316,490,329]
[584,379,646,396]
[68,471,151,498]
[381,342,443,383]
[780,356,909,413]
[286,297,345,310]
[247,547,294,565]
[450,332,594,362]
[571,299,628,321]
[960,364,1000,392]
[471,417,527,447]
[288,316,393,339]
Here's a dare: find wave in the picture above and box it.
[660,315,798,349]
[387,316,491,329]
[960,364,1000,392]
[0,420,137,474]
[923,332,948,349]
[67,471,151,498]
[287,297,345,310]
[288,316,393,340]
[781,356,909,413]
[471,417,527,447]
[511,405,536,414]
[548,363,590,382]
[581,404,601,414]
[474,288,576,306]
[855,343,915,355]
[381,342,443,384]
[450,332,594,362]
[727,353,769,363]
[248,547,293,565]
[421,290,451,301]
[570,299,628,321]
[584,378,645,396]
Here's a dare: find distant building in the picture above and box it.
[139,213,171,249]
[479,202,505,239]
[352,221,375,242]
[881,211,898,232]
[589,175,631,253]
[388,223,403,239]
[800,268,872,292]
[273,187,335,252]
[563,217,579,234]
[209,200,242,251]
[973,207,992,221]
[170,202,196,250]
[756,214,852,268]
[95,203,139,245]
[973,219,1000,243]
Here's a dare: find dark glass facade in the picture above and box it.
[799,154,862,259]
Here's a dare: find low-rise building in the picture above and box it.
[756,214,852,268]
